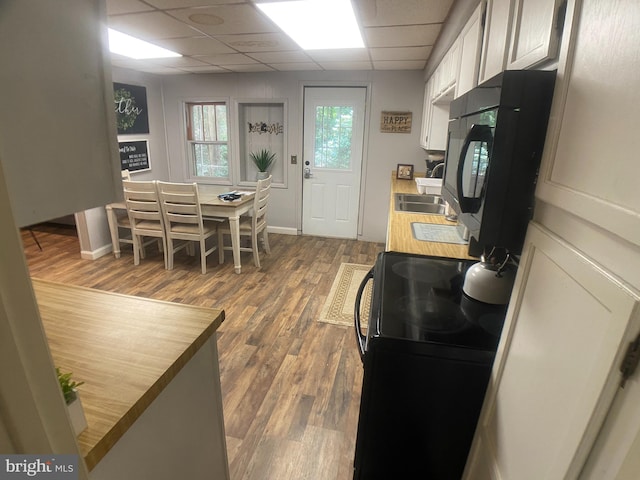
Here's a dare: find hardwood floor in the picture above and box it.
[22,223,384,480]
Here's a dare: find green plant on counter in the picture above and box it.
[249,149,276,172]
[56,367,84,405]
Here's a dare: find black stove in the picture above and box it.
[353,251,508,480]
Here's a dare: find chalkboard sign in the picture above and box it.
[113,82,150,135]
[119,140,150,172]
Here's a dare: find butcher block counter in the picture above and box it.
[34,279,229,478]
[387,172,475,260]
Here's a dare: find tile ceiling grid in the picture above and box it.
[106,0,455,75]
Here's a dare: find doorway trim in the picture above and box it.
[296,81,372,237]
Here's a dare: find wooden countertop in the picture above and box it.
[34,279,225,470]
[387,172,476,260]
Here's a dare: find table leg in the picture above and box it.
[106,205,121,258]
[229,215,242,274]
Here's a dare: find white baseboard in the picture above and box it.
[267,226,298,235]
[80,244,112,260]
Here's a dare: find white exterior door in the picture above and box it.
[302,87,366,238]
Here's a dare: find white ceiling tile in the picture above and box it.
[271,63,323,71]
[364,24,441,48]
[306,48,371,62]
[193,53,260,65]
[145,56,212,68]
[106,0,155,15]
[179,65,233,73]
[167,4,277,36]
[214,33,300,52]
[354,0,454,27]
[316,61,374,71]
[370,46,432,61]
[247,51,313,63]
[221,64,275,72]
[373,60,427,70]
[108,11,200,40]
[145,0,244,8]
[154,36,236,56]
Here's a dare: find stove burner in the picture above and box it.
[395,293,469,334]
[391,259,452,285]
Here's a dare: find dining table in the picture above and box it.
[106,184,256,274]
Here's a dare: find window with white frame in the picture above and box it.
[185,102,229,179]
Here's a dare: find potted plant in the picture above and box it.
[57,367,87,435]
[249,149,276,180]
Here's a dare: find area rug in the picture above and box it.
[319,263,372,327]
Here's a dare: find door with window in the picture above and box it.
[302,87,366,238]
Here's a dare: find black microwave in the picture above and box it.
[441,70,556,255]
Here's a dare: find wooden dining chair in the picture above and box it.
[106,170,134,258]
[156,181,220,274]
[218,175,272,269]
[122,180,168,268]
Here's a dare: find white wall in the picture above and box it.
[159,70,427,243]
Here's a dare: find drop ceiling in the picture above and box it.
[107,0,455,74]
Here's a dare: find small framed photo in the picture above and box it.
[396,164,414,180]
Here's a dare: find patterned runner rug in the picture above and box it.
[319,263,372,327]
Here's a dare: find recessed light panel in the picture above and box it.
[256,0,364,50]
[108,29,182,59]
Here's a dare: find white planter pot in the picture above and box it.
[67,390,87,436]
[256,171,269,180]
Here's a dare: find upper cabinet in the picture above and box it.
[479,0,515,84]
[507,0,566,69]
[479,0,566,82]
[456,3,486,97]
[0,0,121,228]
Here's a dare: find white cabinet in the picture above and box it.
[507,0,565,69]
[419,78,452,152]
[0,0,121,228]
[432,40,461,99]
[419,81,433,149]
[456,2,486,97]
[479,0,515,84]
[465,1,640,477]
[464,223,640,479]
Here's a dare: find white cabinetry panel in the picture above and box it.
[537,0,640,247]
[456,2,485,97]
[479,0,515,84]
[464,223,640,479]
[507,0,563,69]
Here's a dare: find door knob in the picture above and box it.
[304,167,313,178]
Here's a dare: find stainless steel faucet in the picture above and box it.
[430,162,445,177]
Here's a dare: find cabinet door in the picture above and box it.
[464,223,640,479]
[456,2,486,98]
[419,81,433,149]
[536,0,640,250]
[507,0,564,69]
[0,0,121,227]
[479,0,515,84]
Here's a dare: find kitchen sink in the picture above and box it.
[394,193,446,214]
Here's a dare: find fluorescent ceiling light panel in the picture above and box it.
[257,0,364,50]
[108,28,182,59]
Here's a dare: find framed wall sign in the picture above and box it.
[119,140,150,172]
[397,164,414,180]
[381,111,412,133]
[113,82,150,135]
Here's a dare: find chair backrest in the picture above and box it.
[122,180,163,231]
[156,181,204,233]
[252,176,271,229]
[121,169,131,181]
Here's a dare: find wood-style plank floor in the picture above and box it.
[22,224,384,480]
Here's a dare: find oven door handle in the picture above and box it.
[354,267,374,363]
